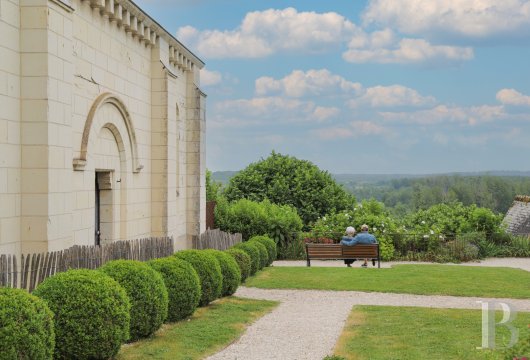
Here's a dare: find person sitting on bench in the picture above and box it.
[340,226,356,267]
[342,224,377,267]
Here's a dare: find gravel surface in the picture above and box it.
[206,259,530,360]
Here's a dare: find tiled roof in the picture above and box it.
[503,196,530,234]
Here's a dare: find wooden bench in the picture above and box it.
[305,243,380,268]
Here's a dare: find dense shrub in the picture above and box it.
[309,200,396,260]
[215,196,302,260]
[224,151,355,226]
[100,260,168,341]
[148,257,200,321]
[33,269,130,360]
[278,233,307,260]
[215,197,303,247]
[225,248,252,282]
[203,250,241,296]
[249,240,268,269]
[403,202,503,235]
[232,242,261,275]
[249,235,277,265]
[174,250,222,306]
[0,287,55,360]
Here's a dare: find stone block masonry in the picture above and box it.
[0,0,206,257]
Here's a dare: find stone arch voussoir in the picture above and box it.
[73,92,143,173]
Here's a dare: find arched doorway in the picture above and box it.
[73,93,142,245]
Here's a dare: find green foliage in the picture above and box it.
[148,257,201,322]
[215,197,303,245]
[224,151,355,226]
[309,199,396,260]
[33,269,130,360]
[206,169,222,202]
[0,287,55,360]
[343,174,530,215]
[277,233,307,260]
[249,235,277,265]
[403,202,503,235]
[203,250,241,296]
[225,248,252,282]
[232,242,261,275]
[100,260,168,341]
[323,356,346,360]
[248,240,268,269]
[173,250,223,306]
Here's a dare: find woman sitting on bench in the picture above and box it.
[340,224,377,267]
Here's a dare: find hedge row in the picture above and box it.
[229,235,277,278]
[0,238,277,360]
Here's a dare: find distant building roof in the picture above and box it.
[503,195,530,235]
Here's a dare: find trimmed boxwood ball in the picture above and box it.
[232,242,261,276]
[0,287,55,360]
[248,240,268,270]
[148,257,201,322]
[203,249,241,296]
[33,269,130,360]
[225,248,251,282]
[173,250,223,306]
[100,260,168,341]
[249,235,277,266]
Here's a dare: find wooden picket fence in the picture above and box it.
[0,237,173,292]
[193,229,242,251]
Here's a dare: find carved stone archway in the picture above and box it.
[73,92,143,173]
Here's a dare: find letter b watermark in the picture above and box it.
[476,301,519,349]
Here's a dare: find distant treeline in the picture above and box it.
[341,175,530,216]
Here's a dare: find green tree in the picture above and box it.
[224,152,355,226]
[206,169,222,202]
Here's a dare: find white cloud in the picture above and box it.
[313,106,340,121]
[255,69,362,97]
[362,0,530,40]
[210,96,339,128]
[177,7,475,65]
[380,104,505,125]
[200,68,222,86]
[350,120,390,135]
[349,85,436,108]
[496,88,530,106]
[177,8,358,58]
[343,37,474,64]
[313,120,390,140]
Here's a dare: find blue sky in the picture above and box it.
[136,0,530,174]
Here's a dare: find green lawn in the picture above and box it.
[332,306,530,360]
[245,265,530,298]
[117,297,278,360]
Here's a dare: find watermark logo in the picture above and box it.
[476,301,519,350]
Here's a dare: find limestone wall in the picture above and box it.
[0,0,21,255]
[0,0,205,256]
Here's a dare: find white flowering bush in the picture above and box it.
[309,199,397,260]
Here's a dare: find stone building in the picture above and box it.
[0,0,206,256]
[503,195,530,235]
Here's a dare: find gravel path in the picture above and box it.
[206,259,530,360]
